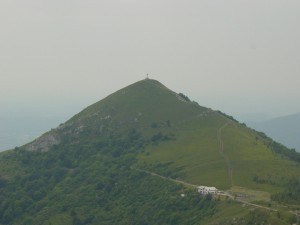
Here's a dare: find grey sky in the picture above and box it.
[1,0,300,121]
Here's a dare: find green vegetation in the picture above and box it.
[271,177,300,204]
[178,93,191,102]
[256,131,300,163]
[203,201,298,225]
[216,110,238,123]
[0,133,219,225]
[1,79,300,224]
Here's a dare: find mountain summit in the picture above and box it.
[1,79,300,224]
[26,79,208,152]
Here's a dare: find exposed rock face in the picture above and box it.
[25,132,61,152]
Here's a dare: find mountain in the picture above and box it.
[248,113,300,152]
[0,79,300,225]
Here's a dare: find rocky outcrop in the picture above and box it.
[25,131,61,152]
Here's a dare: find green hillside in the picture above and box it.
[0,79,300,224]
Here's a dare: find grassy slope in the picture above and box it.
[72,79,300,197]
[222,123,300,192]
[138,114,300,193]
[130,80,300,198]
[138,113,231,189]
[68,79,205,132]
[203,200,292,225]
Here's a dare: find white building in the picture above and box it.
[197,186,218,195]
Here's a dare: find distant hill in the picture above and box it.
[248,113,300,152]
[0,79,299,224]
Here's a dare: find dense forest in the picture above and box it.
[0,131,218,225]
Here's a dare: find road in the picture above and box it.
[132,167,277,212]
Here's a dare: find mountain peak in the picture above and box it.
[115,78,171,96]
[25,79,206,152]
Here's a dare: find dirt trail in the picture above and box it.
[217,121,233,187]
[235,199,277,211]
[133,167,198,188]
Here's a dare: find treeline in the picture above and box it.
[269,141,300,163]
[216,111,238,123]
[257,131,300,163]
[271,177,300,204]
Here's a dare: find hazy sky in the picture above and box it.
[1,0,300,122]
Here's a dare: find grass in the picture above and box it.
[221,122,300,192]
[136,91,300,196]
[229,186,271,202]
[202,201,249,225]
[138,114,233,190]
[138,113,300,193]
[203,200,292,225]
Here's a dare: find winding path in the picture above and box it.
[217,121,233,187]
